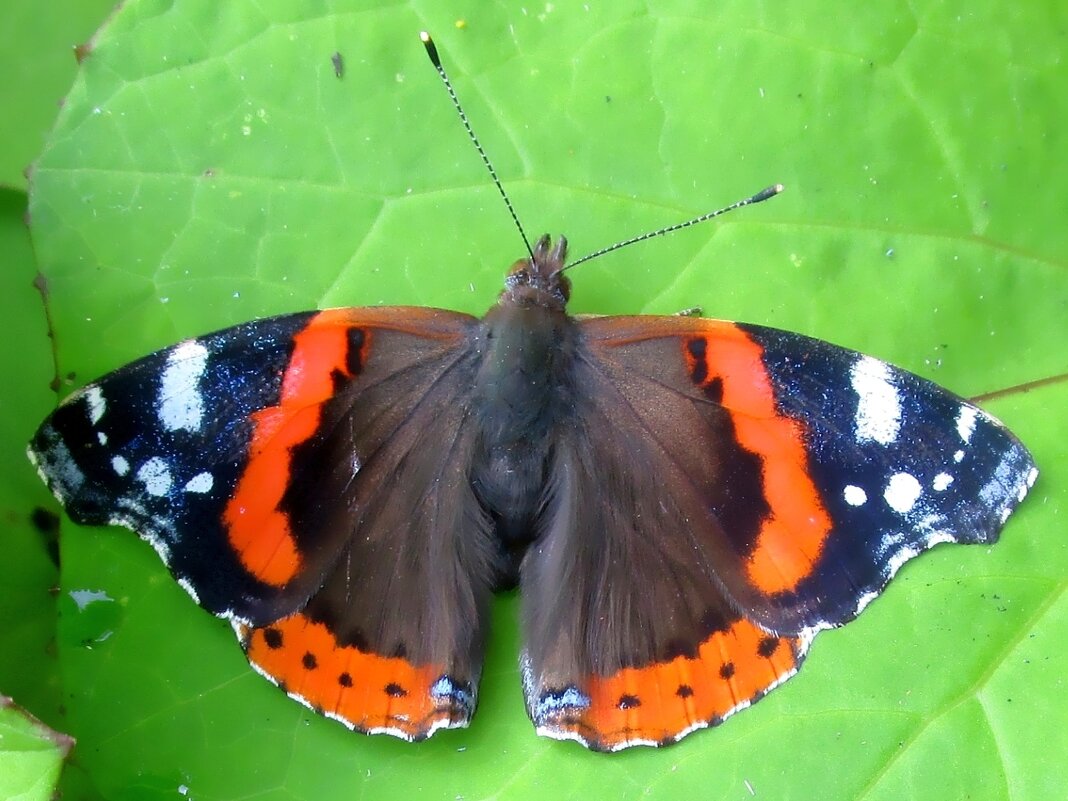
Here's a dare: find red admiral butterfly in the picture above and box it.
[28,33,1036,751]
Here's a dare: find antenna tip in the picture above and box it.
[751,183,784,204]
[420,32,441,66]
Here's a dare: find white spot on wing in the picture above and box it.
[851,356,901,445]
[97,431,108,445]
[159,340,209,432]
[884,472,922,513]
[183,471,214,494]
[956,405,978,443]
[843,484,868,506]
[111,455,129,475]
[85,386,106,424]
[136,457,173,497]
[932,472,954,491]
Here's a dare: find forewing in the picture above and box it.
[521,315,1036,750]
[30,306,495,739]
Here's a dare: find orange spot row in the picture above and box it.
[551,618,801,749]
[224,310,367,586]
[688,323,833,594]
[242,613,460,738]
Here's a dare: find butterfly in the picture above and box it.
[27,34,1037,752]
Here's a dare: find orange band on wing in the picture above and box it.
[686,323,832,594]
[239,613,468,739]
[224,309,367,586]
[542,619,804,750]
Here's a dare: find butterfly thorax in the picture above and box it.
[471,235,580,585]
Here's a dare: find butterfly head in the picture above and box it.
[502,234,572,310]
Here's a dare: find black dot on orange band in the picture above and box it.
[263,628,283,649]
[617,694,641,710]
[719,662,735,680]
[385,683,407,698]
[685,337,708,384]
[676,684,694,698]
[757,636,780,658]
[302,652,318,670]
[338,672,353,687]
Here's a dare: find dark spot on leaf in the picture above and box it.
[30,507,61,567]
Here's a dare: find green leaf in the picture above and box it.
[0,186,64,733]
[14,1,1068,799]
[0,0,117,188]
[0,697,74,801]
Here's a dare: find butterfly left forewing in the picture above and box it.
[30,311,328,619]
[31,306,497,741]
[520,314,1035,750]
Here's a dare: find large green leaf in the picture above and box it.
[11,1,1067,798]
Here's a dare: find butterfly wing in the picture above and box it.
[30,307,496,739]
[521,315,1036,751]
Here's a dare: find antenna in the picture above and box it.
[421,32,782,270]
[421,32,534,259]
[564,184,784,270]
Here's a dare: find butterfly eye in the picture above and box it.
[508,269,531,287]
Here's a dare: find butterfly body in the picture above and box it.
[470,236,576,578]
[29,232,1036,751]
